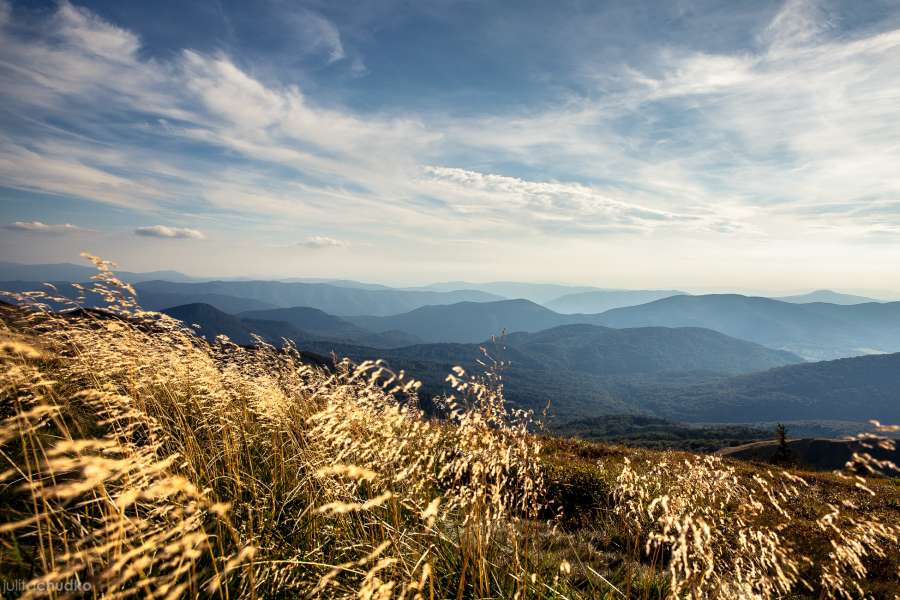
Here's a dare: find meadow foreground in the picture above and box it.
[0,262,898,599]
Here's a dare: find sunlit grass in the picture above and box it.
[0,255,897,598]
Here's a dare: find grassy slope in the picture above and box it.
[1,278,898,599]
[540,437,900,598]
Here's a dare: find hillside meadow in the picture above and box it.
[0,258,898,599]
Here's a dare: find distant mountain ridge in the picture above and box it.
[413,282,602,304]
[0,278,511,318]
[162,303,418,349]
[545,289,686,314]
[343,295,900,360]
[239,306,375,340]
[136,280,503,316]
[238,306,423,347]
[0,261,195,283]
[346,299,585,342]
[776,290,877,305]
[592,294,900,360]
[13,292,893,429]
[9,274,900,362]
[167,303,798,378]
[162,303,287,346]
[0,281,277,314]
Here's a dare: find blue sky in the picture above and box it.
[1,0,900,292]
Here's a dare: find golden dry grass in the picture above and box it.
[0,256,897,599]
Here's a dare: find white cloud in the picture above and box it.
[52,1,141,58]
[299,236,347,249]
[0,141,161,210]
[418,166,712,235]
[134,225,205,239]
[3,221,86,234]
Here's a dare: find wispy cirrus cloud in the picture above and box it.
[0,0,434,216]
[134,225,205,240]
[3,221,87,234]
[417,166,715,235]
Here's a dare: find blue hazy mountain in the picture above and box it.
[277,278,395,290]
[304,335,898,425]
[346,299,589,342]
[0,261,195,283]
[238,306,422,347]
[353,324,799,378]
[163,303,419,349]
[412,282,601,304]
[545,289,686,313]
[497,324,800,375]
[775,289,877,304]
[347,295,900,360]
[134,280,503,316]
[162,303,293,346]
[0,280,277,314]
[593,294,900,359]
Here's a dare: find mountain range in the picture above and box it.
[0,261,196,284]
[135,280,503,316]
[155,302,900,427]
[341,295,900,360]
[0,276,503,317]
[0,280,278,314]
[335,335,900,425]
[163,303,420,349]
[151,302,808,421]
[162,303,797,373]
[5,262,899,432]
[346,299,590,342]
[593,294,900,359]
[238,306,422,347]
[5,267,900,360]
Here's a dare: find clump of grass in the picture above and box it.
[0,256,552,598]
[0,254,897,599]
[609,450,899,599]
[613,453,809,598]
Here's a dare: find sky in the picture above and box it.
[1,0,900,292]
